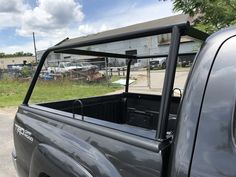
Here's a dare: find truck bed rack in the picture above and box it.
[23,21,208,141]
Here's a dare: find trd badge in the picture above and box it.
[15,124,33,143]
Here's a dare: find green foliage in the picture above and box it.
[0,51,33,58]
[173,0,236,33]
[20,66,31,78]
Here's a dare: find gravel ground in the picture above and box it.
[0,107,18,177]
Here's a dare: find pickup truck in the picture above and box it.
[150,57,166,69]
[12,21,236,177]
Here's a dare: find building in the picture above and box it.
[0,56,35,69]
[37,14,200,67]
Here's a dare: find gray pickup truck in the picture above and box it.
[13,21,236,177]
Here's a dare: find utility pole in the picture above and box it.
[32,32,37,63]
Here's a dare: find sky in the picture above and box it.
[0,0,179,54]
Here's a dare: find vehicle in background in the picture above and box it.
[149,57,166,69]
[178,53,196,67]
[39,71,54,80]
[47,62,98,73]
[47,62,79,73]
[80,62,98,70]
[8,64,32,71]
[132,62,143,69]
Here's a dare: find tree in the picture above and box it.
[0,53,5,57]
[14,51,24,56]
[173,0,236,33]
[0,51,33,58]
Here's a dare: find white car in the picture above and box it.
[48,62,97,73]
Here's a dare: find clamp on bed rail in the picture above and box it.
[173,88,182,97]
[73,99,84,120]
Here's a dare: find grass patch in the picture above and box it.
[0,79,121,107]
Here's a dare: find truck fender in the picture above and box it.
[29,144,93,177]
[16,113,121,177]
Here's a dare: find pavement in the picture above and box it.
[0,107,18,177]
[117,69,190,95]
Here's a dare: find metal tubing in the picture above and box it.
[125,59,133,92]
[136,52,197,59]
[156,26,181,140]
[173,88,182,97]
[22,21,204,107]
[55,49,135,59]
[23,49,52,104]
[105,57,109,86]
[51,23,188,50]
[147,58,151,88]
[56,48,197,60]
[185,26,209,41]
[73,99,84,120]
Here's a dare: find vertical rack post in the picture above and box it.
[125,59,132,92]
[147,58,151,88]
[105,57,109,86]
[156,26,181,140]
[23,49,51,104]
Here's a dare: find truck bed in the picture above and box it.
[37,92,180,135]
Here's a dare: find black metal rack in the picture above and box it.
[23,21,208,141]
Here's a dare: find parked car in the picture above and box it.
[178,54,196,67]
[12,22,236,177]
[150,57,166,69]
[80,62,98,70]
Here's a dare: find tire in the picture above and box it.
[181,62,186,67]
[161,62,166,69]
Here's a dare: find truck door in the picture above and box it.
[190,36,236,177]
